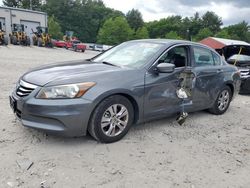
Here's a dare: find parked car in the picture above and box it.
[220,44,250,94]
[227,54,250,94]
[9,39,241,143]
[94,44,104,52]
[65,39,86,52]
[53,40,66,48]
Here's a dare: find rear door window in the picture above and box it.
[193,46,214,66]
[212,52,222,66]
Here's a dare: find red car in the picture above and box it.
[65,40,86,52]
[53,40,66,48]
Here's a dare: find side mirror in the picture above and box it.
[156,63,175,73]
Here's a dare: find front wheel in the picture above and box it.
[88,95,134,143]
[26,37,31,46]
[38,38,43,47]
[209,86,232,115]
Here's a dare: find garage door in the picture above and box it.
[20,20,40,40]
[0,17,6,31]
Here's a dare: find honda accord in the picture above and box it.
[9,39,241,143]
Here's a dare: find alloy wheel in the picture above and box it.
[218,90,230,111]
[101,104,129,137]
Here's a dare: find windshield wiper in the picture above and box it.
[102,61,119,67]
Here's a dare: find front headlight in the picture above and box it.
[36,82,96,99]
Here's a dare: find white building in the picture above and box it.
[0,6,47,38]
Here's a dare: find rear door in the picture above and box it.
[191,46,224,110]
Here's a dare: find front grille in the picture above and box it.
[16,80,37,97]
[240,69,250,79]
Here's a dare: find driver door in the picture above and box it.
[144,45,191,121]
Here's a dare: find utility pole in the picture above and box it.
[30,0,33,10]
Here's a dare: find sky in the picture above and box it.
[0,0,249,26]
[102,0,250,26]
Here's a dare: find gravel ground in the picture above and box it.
[0,45,250,188]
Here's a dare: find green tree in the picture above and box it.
[201,11,222,34]
[224,21,250,42]
[187,12,203,39]
[3,0,20,7]
[97,16,133,45]
[194,28,213,41]
[48,15,63,39]
[126,9,144,31]
[215,29,230,39]
[42,0,124,42]
[146,16,183,39]
[134,26,149,39]
[3,0,42,10]
[165,31,183,40]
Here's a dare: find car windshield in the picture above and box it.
[228,54,250,61]
[92,42,164,68]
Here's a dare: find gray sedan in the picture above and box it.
[9,39,241,143]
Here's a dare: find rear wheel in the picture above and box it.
[4,36,8,45]
[26,37,31,46]
[209,86,232,115]
[88,95,134,143]
[38,38,43,47]
[12,36,17,45]
[74,45,77,52]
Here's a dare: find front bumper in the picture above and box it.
[10,89,94,137]
[240,77,250,94]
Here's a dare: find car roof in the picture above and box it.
[129,39,212,49]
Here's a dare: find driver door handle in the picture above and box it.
[217,69,223,73]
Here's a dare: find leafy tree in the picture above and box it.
[146,16,183,39]
[188,12,203,39]
[201,11,222,34]
[134,26,149,39]
[42,0,124,42]
[21,0,42,10]
[224,21,250,42]
[165,31,183,40]
[3,0,20,7]
[97,16,133,45]
[215,29,230,39]
[194,28,213,41]
[126,9,144,31]
[3,0,42,10]
[48,15,63,39]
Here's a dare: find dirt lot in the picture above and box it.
[0,45,250,188]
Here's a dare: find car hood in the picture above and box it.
[22,60,121,86]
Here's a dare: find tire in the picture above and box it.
[82,49,85,53]
[74,46,77,52]
[4,36,8,45]
[26,37,31,46]
[208,86,232,115]
[38,38,43,47]
[88,95,134,143]
[33,37,37,46]
[12,36,17,45]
